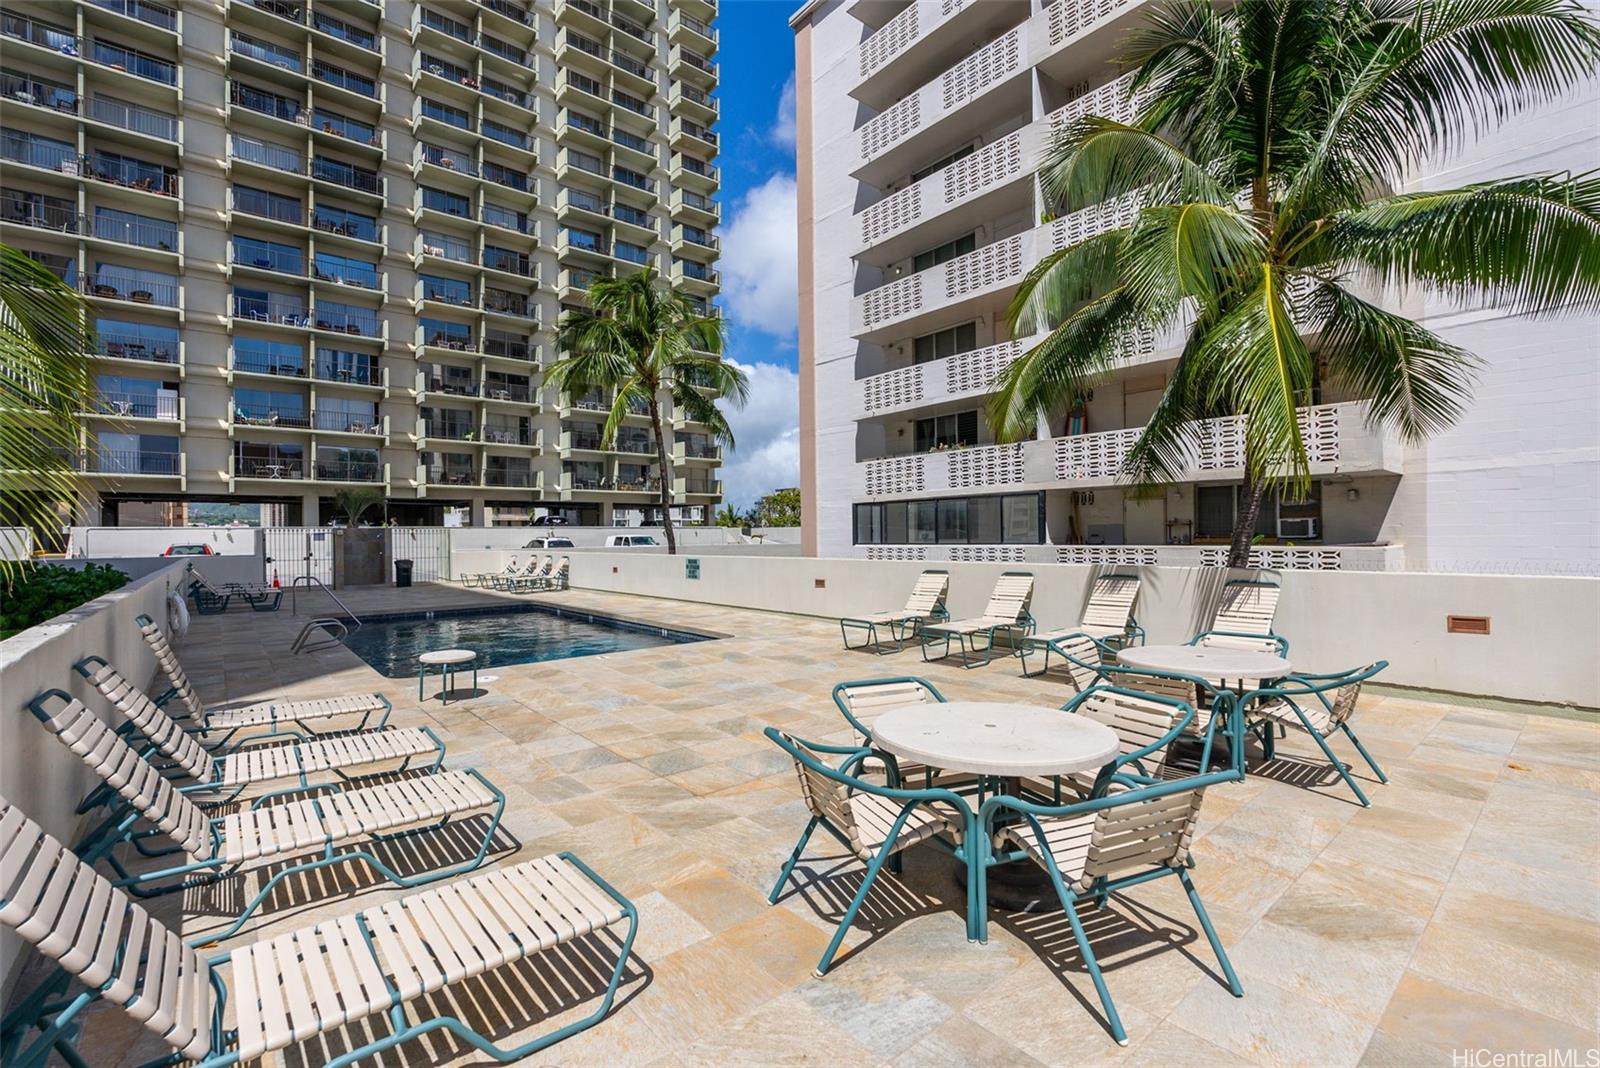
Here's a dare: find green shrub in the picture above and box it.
[1,564,129,639]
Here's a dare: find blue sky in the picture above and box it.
[706,2,802,511]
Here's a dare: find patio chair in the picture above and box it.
[74,655,444,804]
[1242,661,1390,805]
[0,796,636,1068]
[1020,630,1113,689]
[1190,578,1287,655]
[187,584,230,615]
[838,570,949,653]
[529,555,570,592]
[463,556,518,588]
[498,555,549,591]
[1103,665,1239,776]
[831,677,978,792]
[25,690,507,944]
[920,571,1035,668]
[1019,685,1196,804]
[135,614,392,743]
[188,574,281,613]
[764,728,979,969]
[1074,573,1144,646]
[978,771,1244,1044]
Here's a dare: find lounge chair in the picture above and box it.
[1023,575,1143,665]
[135,614,391,743]
[838,570,949,653]
[1019,684,1196,804]
[188,583,230,615]
[187,569,282,612]
[1190,578,1287,654]
[74,655,444,802]
[500,555,550,591]
[25,690,507,943]
[0,795,636,1068]
[920,571,1035,667]
[764,728,978,968]
[1242,661,1389,805]
[534,555,570,591]
[462,556,517,587]
[977,771,1243,1045]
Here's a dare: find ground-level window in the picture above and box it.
[853,493,1043,545]
[1195,483,1324,540]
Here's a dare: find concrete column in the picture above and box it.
[469,498,487,526]
[300,490,321,526]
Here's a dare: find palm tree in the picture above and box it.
[547,268,748,553]
[0,244,95,579]
[332,485,384,526]
[990,0,1600,567]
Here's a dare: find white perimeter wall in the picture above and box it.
[474,550,1598,707]
[0,562,186,1001]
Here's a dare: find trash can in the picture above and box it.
[394,559,413,587]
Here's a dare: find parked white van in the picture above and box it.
[604,534,660,548]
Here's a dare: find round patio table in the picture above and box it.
[1116,644,1292,777]
[418,648,478,705]
[872,702,1121,779]
[873,702,1121,913]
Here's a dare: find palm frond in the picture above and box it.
[1307,282,1482,442]
[1119,201,1265,315]
[1041,119,1227,216]
[1325,172,1600,314]
[1006,227,1128,336]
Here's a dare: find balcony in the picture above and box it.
[671,259,719,291]
[852,0,1027,107]
[851,195,1138,341]
[667,9,717,54]
[311,409,387,437]
[85,390,183,425]
[669,116,718,157]
[851,29,1029,184]
[672,440,721,464]
[670,187,719,226]
[87,95,179,142]
[93,0,180,34]
[71,448,185,481]
[858,335,1041,418]
[670,224,718,256]
[668,44,717,88]
[668,81,718,124]
[81,270,180,309]
[856,402,1404,501]
[669,154,718,193]
[673,475,722,499]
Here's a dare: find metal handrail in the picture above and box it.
[286,575,362,629]
[291,616,347,654]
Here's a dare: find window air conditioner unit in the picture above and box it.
[1277,517,1319,540]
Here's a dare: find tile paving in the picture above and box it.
[39,581,1600,1066]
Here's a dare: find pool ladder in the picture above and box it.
[287,576,362,654]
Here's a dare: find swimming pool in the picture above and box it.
[335,604,714,678]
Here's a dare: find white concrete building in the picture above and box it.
[1,0,724,529]
[790,0,1600,574]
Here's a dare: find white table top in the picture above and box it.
[1116,644,1290,681]
[871,702,1122,778]
[419,648,476,665]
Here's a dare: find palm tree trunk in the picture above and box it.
[1228,471,1266,569]
[649,399,678,554]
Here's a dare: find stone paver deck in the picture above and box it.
[45,582,1600,1066]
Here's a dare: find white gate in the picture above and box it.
[388,526,451,582]
[263,527,334,585]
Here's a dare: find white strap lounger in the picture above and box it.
[0,796,637,1068]
[498,555,550,591]
[75,655,443,797]
[921,572,1035,668]
[26,691,507,943]
[839,570,949,653]
[135,614,391,741]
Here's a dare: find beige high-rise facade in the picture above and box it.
[1,0,723,527]
[792,0,1600,575]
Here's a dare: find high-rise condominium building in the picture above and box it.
[1,0,723,528]
[791,0,1599,575]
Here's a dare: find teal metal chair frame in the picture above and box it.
[976,769,1244,1044]
[1099,664,1244,778]
[839,601,950,654]
[1018,630,1116,680]
[188,583,231,615]
[1240,661,1390,806]
[0,851,636,1068]
[1188,578,1289,655]
[919,613,1037,668]
[829,675,947,751]
[764,728,983,970]
[27,690,508,946]
[1017,684,1204,807]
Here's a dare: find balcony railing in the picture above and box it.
[90,96,178,140]
[312,409,381,433]
[234,350,305,376]
[98,329,179,364]
[315,303,380,337]
[313,61,376,99]
[235,455,305,479]
[2,71,77,113]
[313,11,377,50]
[484,333,532,361]
[483,249,533,276]
[82,272,179,306]
[235,404,311,429]
[232,32,302,71]
[315,459,383,482]
[233,294,307,323]
[483,162,531,193]
[95,0,179,32]
[235,187,303,224]
[482,423,533,444]
[87,152,179,196]
[483,468,533,487]
[312,157,381,195]
[88,449,181,475]
[91,391,179,419]
[483,382,534,403]
[419,143,477,176]
[244,0,305,24]
[230,82,305,124]
[313,208,379,242]
[2,14,78,52]
[91,211,178,251]
[232,134,305,173]
[315,360,379,386]
[483,289,534,318]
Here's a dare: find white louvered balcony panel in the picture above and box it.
[1045,74,1144,136]
[947,442,1025,489]
[857,336,1040,420]
[945,234,1024,300]
[855,128,1034,255]
[858,3,932,81]
[865,545,929,561]
[949,545,1028,563]
[863,454,928,496]
[861,363,928,414]
[1044,0,1148,49]
[946,338,1028,395]
[855,24,1030,170]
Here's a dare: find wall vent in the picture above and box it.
[1447,615,1490,635]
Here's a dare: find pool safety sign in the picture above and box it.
[685,558,700,580]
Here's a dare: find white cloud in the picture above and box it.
[771,73,797,149]
[719,173,798,340]
[717,360,800,512]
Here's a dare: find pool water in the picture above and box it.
[337,605,711,678]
